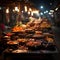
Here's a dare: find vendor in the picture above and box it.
[0,23,5,32]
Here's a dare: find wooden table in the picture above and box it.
[2,48,58,60]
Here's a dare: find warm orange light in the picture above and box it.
[13,9,15,12]
[31,12,33,16]
[24,6,27,12]
[33,10,39,14]
[15,7,19,12]
[29,8,32,11]
[6,8,9,13]
[28,11,30,15]
[15,7,18,11]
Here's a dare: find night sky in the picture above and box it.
[30,0,60,10]
[0,0,60,10]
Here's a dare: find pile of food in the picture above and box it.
[12,26,24,32]
[0,18,56,53]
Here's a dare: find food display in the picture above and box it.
[17,39,28,45]
[26,40,42,50]
[35,31,42,34]
[12,50,28,53]
[12,25,24,32]
[7,41,18,45]
[33,31,44,38]
[6,32,12,36]
[3,36,10,39]
[25,29,35,34]
[1,19,57,53]
[45,37,54,43]
[7,41,18,49]
[18,46,28,51]
[40,22,51,28]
